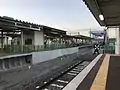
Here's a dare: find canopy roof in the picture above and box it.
[0,16,66,34]
[83,0,120,26]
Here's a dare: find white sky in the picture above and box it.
[0,0,115,37]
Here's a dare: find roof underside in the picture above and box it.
[83,0,120,26]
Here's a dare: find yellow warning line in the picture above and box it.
[90,54,110,90]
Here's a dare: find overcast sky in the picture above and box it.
[0,0,101,32]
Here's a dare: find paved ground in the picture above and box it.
[106,56,120,90]
[76,54,120,90]
[0,48,95,90]
[76,55,105,90]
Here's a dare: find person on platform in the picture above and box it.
[93,43,100,54]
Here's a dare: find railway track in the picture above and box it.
[4,53,97,90]
[36,60,91,90]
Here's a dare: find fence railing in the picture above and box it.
[0,43,90,55]
[105,44,115,54]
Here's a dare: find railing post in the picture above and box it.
[21,31,24,52]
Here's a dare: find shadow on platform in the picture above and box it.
[106,56,120,90]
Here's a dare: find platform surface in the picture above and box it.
[64,54,120,90]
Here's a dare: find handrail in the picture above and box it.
[0,44,92,55]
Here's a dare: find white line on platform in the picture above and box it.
[62,54,103,90]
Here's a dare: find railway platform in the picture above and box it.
[63,54,120,90]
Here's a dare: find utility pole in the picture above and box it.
[89,29,92,44]
[103,28,108,53]
[90,29,92,38]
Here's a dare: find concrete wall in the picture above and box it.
[32,46,90,64]
[0,46,91,71]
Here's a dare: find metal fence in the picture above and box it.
[0,44,89,55]
[105,43,115,54]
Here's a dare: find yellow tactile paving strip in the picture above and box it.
[90,54,110,90]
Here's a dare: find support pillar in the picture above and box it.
[81,39,83,44]
[34,30,44,46]
[1,30,3,52]
[19,58,23,66]
[21,31,24,52]
[115,27,120,54]
[2,60,5,70]
[76,39,77,43]
[8,58,12,68]
[6,37,8,46]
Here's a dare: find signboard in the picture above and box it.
[90,31,105,37]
